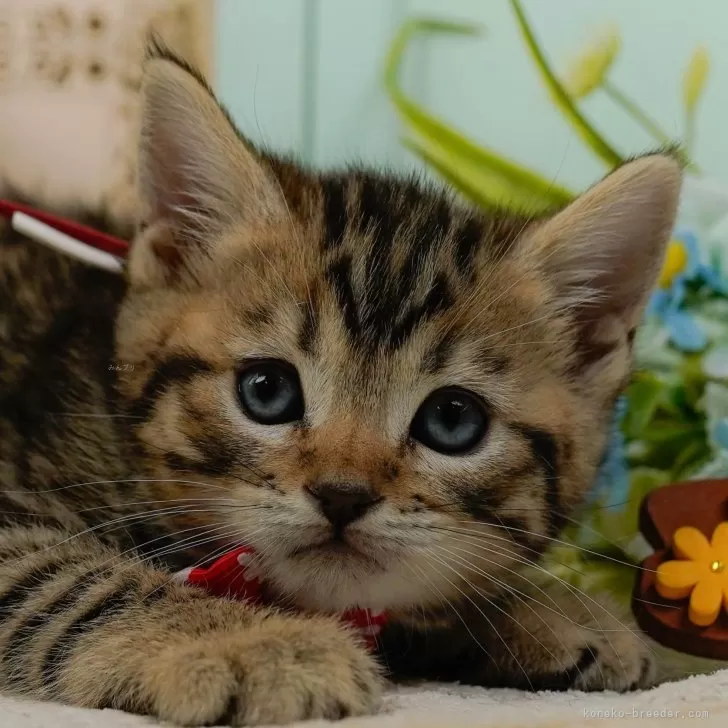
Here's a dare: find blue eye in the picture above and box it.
[237,360,304,425]
[410,388,488,454]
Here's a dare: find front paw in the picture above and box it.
[144,614,383,725]
[535,630,655,693]
[469,589,657,693]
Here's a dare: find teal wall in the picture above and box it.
[216,0,728,191]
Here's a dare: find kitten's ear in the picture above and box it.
[134,48,283,280]
[520,155,682,332]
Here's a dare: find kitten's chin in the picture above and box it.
[260,544,434,613]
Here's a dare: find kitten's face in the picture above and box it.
[114,51,681,612]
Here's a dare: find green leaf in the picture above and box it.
[637,420,702,444]
[402,137,560,214]
[509,0,623,168]
[684,47,710,112]
[623,373,664,437]
[580,559,637,608]
[587,468,668,547]
[671,440,712,480]
[562,24,621,100]
[384,18,574,213]
[683,46,710,153]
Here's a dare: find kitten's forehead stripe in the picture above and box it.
[298,298,319,355]
[316,172,468,352]
[389,274,453,348]
[454,217,484,277]
[357,175,396,242]
[424,196,452,249]
[326,256,361,340]
[322,177,348,249]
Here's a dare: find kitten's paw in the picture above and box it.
[144,614,383,725]
[534,627,655,693]
[475,589,656,693]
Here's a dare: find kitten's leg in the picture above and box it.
[474,585,655,691]
[0,526,381,725]
[383,585,653,692]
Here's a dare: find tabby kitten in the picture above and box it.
[0,47,680,726]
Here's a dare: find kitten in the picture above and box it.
[0,46,680,725]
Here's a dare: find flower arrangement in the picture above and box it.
[385,1,728,603]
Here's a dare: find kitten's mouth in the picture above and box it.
[290,534,380,566]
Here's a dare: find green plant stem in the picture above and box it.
[685,109,696,157]
[384,18,574,212]
[384,19,573,213]
[602,81,701,173]
[509,0,623,168]
[602,81,672,145]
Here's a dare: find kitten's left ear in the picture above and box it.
[133,47,284,281]
[520,154,682,332]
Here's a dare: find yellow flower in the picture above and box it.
[683,47,710,115]
[562,25,621,99]
[656,523,728,627]
[658,240,689,289]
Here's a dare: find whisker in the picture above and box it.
[418,523,589,581]
[137,525,272,601]
[48,413,145,420]
[138,436,271,484]
[436,538,583,626]
[2,477,232,496]
[479,313,556,343]
[129,524,242,570]
[428,543,584,682]
[99,522,236,577]
[75,497,239,514]
[426,497,634,515]
[401,559,498,670]
[445,522,654,573]
[426,526,657,664]
[416,548,534,689]
[0,503,266,570]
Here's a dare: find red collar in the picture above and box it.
[0,199,130,257]
[179,547,388,651]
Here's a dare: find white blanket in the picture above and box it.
[3,669,728,728]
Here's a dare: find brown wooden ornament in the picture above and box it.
[633,479,728,660]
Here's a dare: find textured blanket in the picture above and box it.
[3,668,727,727]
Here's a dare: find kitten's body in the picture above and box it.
[0,49,680,726]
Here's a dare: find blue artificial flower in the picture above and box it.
[703,247,728,296]
[714,418,728,451]
[646,231,708,352]
[588,396,630,505]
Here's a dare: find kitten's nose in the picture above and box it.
[306,481,381,529]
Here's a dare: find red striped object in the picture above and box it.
[0,199,130,257]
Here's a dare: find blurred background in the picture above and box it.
[217,0,726,189]
[3,0,724,208]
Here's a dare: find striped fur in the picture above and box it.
[0,47,681,724]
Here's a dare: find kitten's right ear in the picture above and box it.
[132,46,284,284]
